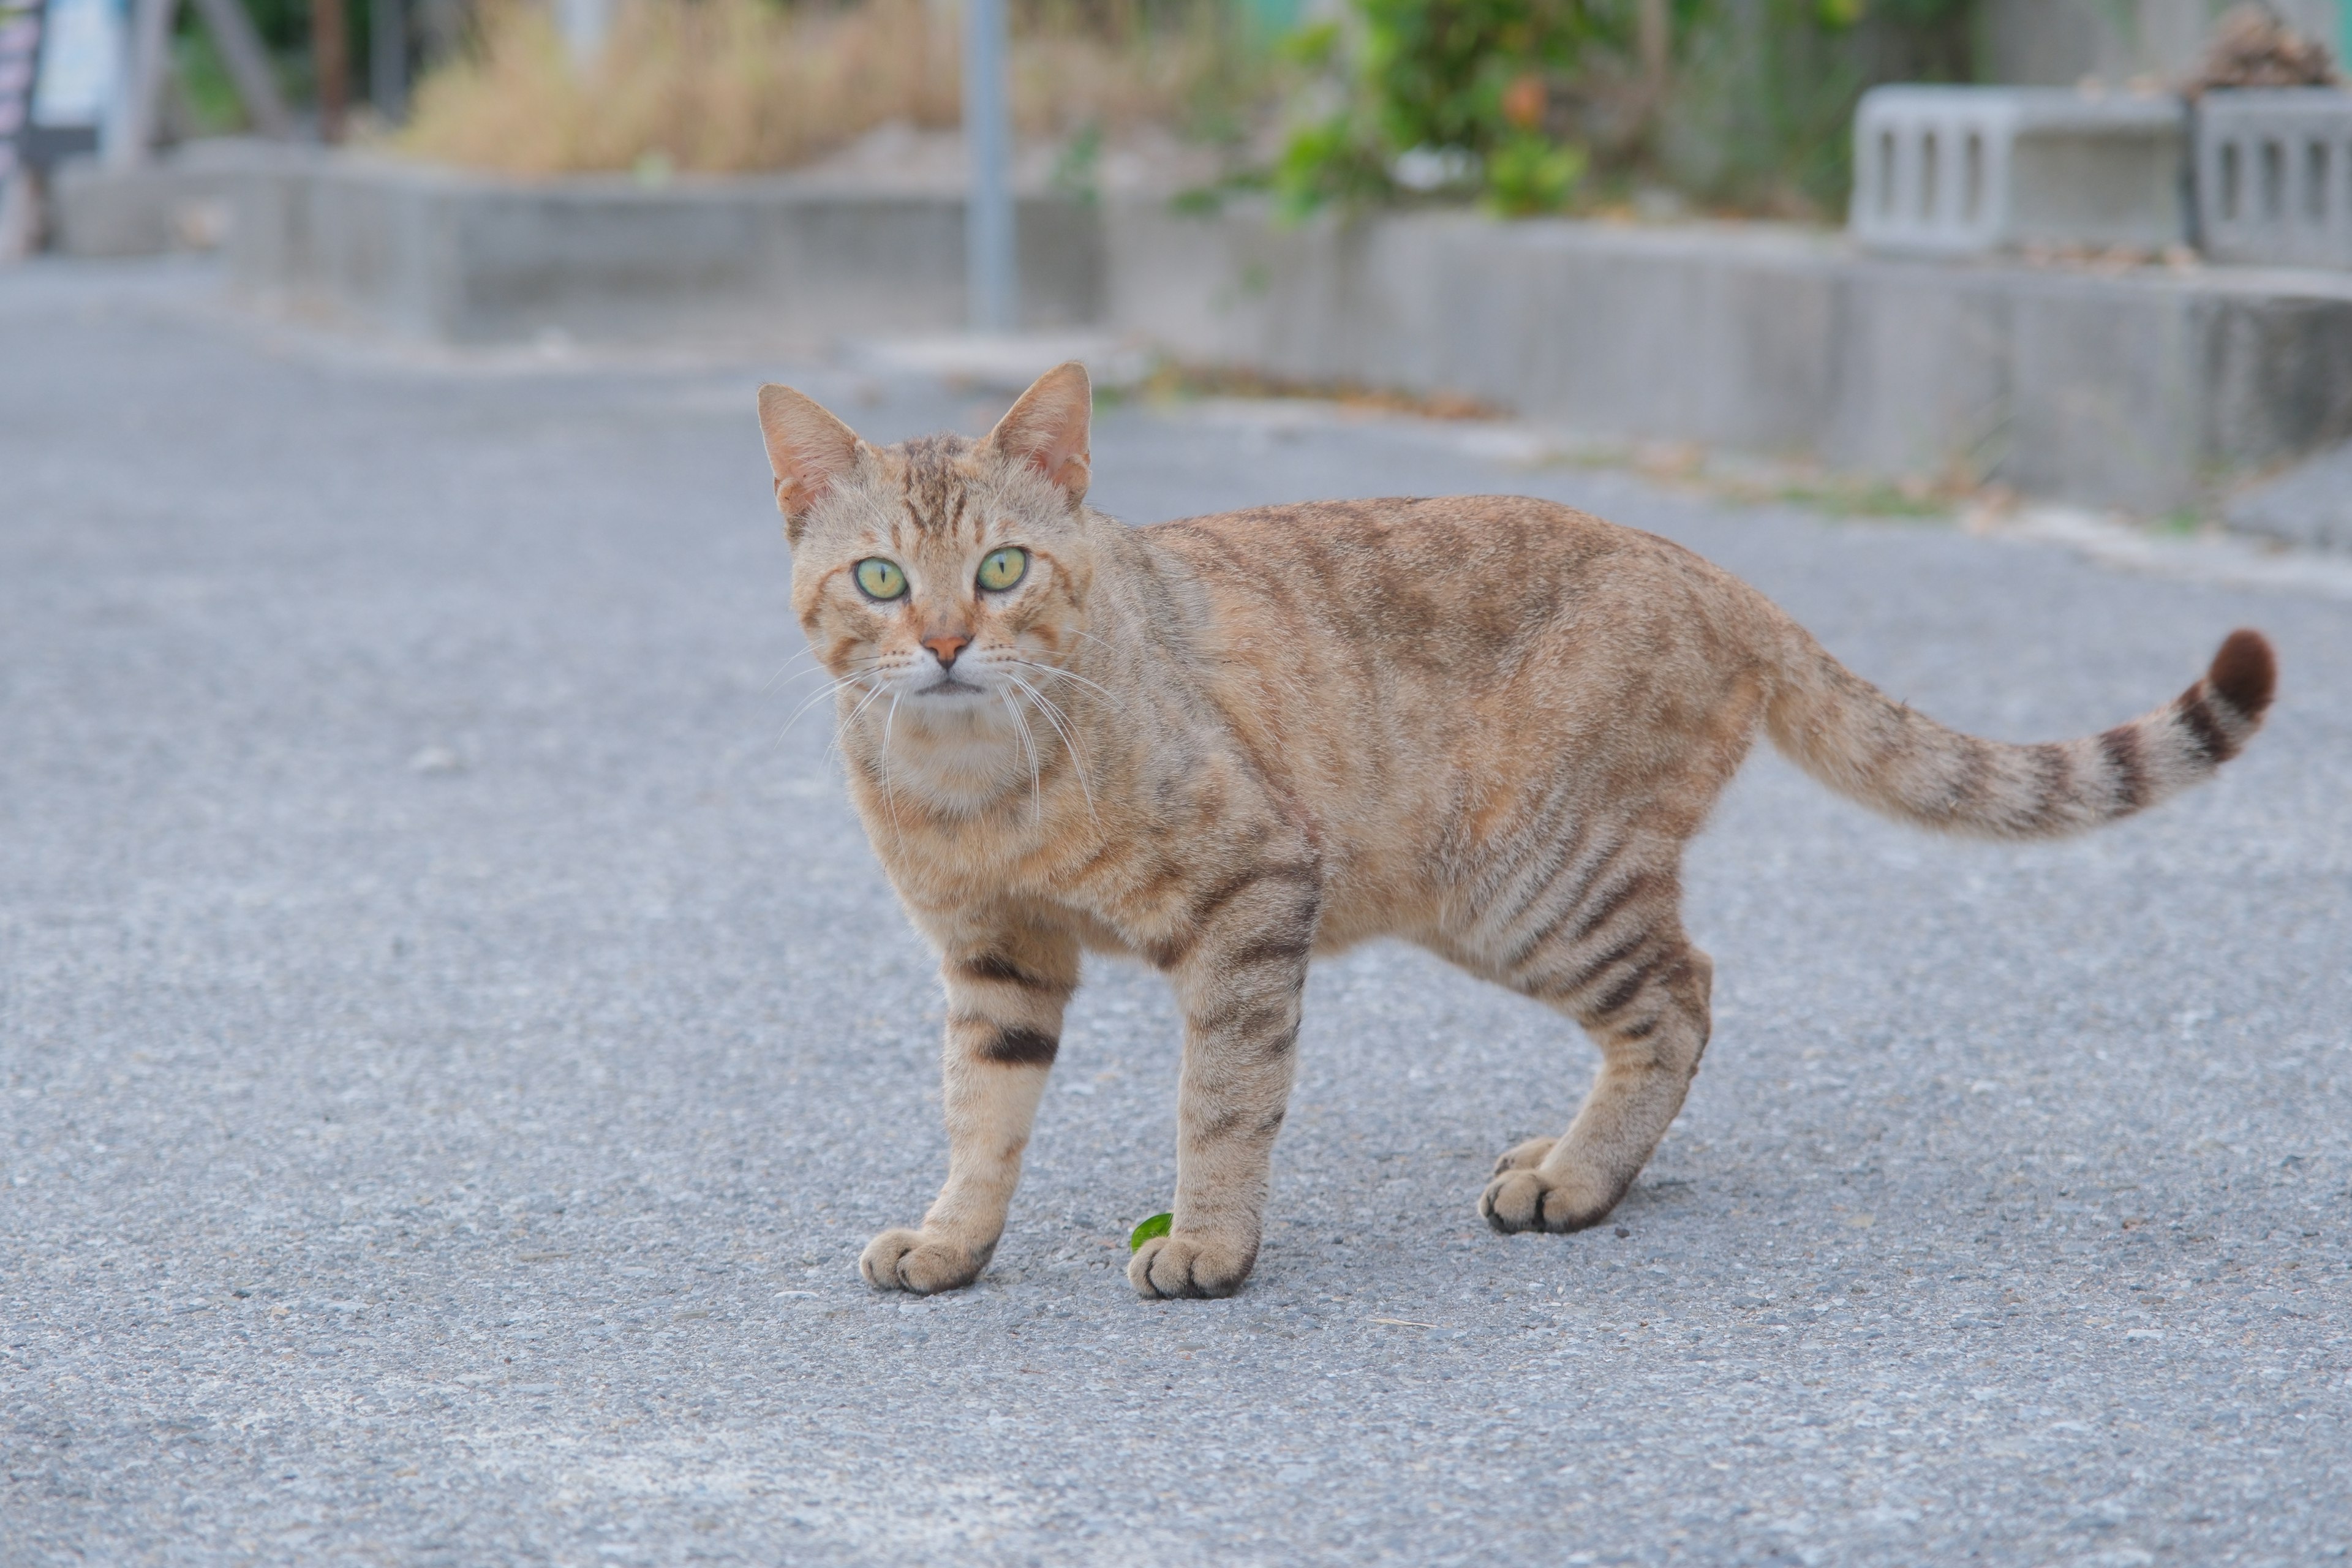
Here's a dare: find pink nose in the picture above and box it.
[922,632,970,668]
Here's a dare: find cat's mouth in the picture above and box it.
[921,674,989,697]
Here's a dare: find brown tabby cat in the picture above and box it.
[755,362,2277,1301]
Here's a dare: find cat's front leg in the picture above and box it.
[1130,867,1321,1300]
[859,922,1079,1294]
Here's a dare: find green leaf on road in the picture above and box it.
[1129,1212,1173,1250]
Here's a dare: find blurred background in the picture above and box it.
[5,0,2342,219]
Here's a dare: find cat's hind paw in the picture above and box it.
[859,1228,990,1294]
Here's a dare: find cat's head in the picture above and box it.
[756,363,1096,711]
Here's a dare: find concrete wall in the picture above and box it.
[1980,0,2346,87]
[1106,200,2352,516]
[50,143,266,256]
[229,155,1102,346]
[209,152,2352,523]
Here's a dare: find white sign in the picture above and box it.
[31,0,119,127]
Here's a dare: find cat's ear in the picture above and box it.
[756,384,865,543]
[983,361,1091,510]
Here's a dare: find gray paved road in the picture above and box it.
[4,260,2350,1567]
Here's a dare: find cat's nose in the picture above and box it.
[922,632,970,668]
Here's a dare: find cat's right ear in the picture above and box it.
[756,385,864,545]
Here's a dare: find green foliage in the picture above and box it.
[1129,1212,1174,1250]
[1272,0,1978,221]
[1483,129,1584,214]
[172,30,252,135]
[1272,108,1394,215]
[1352,0,1599,154]
[1051,120,1105,205]
[1273,0,1692,217]
[1666,0,1974,216]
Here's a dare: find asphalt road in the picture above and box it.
[4,260,2349,1568]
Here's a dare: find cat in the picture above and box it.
[755,361,2277,1300]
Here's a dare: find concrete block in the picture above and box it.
[48,140,282,255]
[1851,86,2188,257]
[2226,437,2352,550]
[2195,89,2352,268]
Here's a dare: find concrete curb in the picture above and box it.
[1109,202,2352,519]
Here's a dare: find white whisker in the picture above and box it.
[878,689,908,853]
[1004,671,1097,823]
[1009,659,1123,707]
[997,687,1044,823]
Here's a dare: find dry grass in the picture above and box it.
[396,0,1229,176]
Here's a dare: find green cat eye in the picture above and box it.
[976,547,1028,592]
[854,557,907,601]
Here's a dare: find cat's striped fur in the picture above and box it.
[756,363,2277,1300]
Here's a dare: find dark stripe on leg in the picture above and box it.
[979,1027,1059,1066]
[1193,996,1295,1039]
[1564,870,1657,949]
[1498,840,1626,972]
[957,954,1055,990]
[1226,931,1316,971]
[1532,929,1649,1001]
[1146,862,1319,969]
[1585,955,1659,1020]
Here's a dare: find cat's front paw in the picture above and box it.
[1128,1231,1257,1299]
[1477,1163,1619,1235]
[859,1227,990,1294]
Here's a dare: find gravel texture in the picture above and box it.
[4,260,2350,1567]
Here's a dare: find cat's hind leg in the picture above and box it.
[1477,927,1713,1235]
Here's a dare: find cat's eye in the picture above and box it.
[976,547,1028,592]
[854,557,907,601]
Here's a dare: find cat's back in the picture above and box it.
[1142,493,1716,658]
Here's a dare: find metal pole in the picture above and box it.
[103,0,179,168]
[962,0,1014,332]
[369,0,405,122]
[555,0,611,68]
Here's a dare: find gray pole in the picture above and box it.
[371,0,406,122]
[962,0,1015,332]
[103,0,180,168]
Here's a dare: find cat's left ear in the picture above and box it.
[757,383,866,545]
[984,361,1091,510]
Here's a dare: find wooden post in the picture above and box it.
[1638,0,1669,88]
[1637,0,1670,139]
[312,0,348,141]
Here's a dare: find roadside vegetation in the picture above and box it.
[171,0,1981,217]
[397,0,1254,176]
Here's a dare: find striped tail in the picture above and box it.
[1764,627,2276,840]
